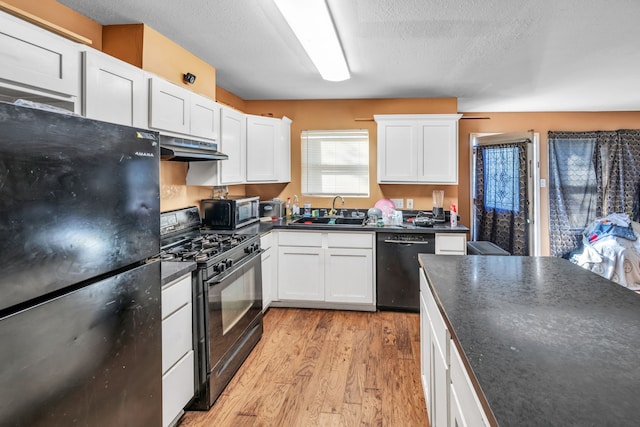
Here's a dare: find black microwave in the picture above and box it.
[201,196,260,229]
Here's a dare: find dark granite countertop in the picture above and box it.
[161,261,196,286]
[418,254,640,426]
[266,218,469,234]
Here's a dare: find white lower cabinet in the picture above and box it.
[163,351,195,427]
[420,291,432,413]
[161,273,194,427]
[432,331,450,427]
[278,245,325,301]
[276,230,374,309]
[450,343,490,427]
[325,248,373,304]
[260,232,276,311]
[420,268,490,427]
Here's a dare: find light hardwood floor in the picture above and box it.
[179,308,429,427]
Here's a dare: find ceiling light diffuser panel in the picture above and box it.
[273,0,350,81]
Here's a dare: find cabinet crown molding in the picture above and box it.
[374,113,462,122]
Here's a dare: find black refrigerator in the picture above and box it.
[0,102,162,426]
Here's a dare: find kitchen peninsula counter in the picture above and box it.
[419,254,640,426]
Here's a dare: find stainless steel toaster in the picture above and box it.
[259,200,285,219]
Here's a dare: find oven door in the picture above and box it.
[204,250,263,403]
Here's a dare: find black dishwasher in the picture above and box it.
[376,233,435,312]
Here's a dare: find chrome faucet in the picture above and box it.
[331,195,345,216]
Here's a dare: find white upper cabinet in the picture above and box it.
[245,114,292,183]
[149,76,220,141]
[149,77,191,135]
[83,48,147,128]
[375,114,462,184]
[0,10,80,111]
[278,117,292,182]
[376,118,419,182]
[189,92,221,140]
[219,106,246,185]
[246,114,279,182]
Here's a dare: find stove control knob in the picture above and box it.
[225,259,233,268]
[245,245,254,254]
[215,262,226,273]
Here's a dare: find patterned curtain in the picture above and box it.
[603,130,640,219]
[548,130,640,257]
[548,133,599,257]
[474,141,529,255]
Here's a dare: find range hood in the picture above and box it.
[160,135,228,162]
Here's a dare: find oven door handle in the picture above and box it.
[206,249,264,286]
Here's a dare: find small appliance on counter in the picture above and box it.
[432,190,445,222]
[259,200,285,221]
[201,196,259,230]
[413,212,435,227]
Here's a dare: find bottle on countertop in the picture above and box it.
[450,203,458,227]
[286,197,292,218]
[292,195,300,217]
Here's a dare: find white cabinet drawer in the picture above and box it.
[436,233,467,255]
[327,232,373,249]
[162,303,192,372]
[260,231,274,250]
[278,231,322,247]
[162,275,191,319]
[162,350,194,427]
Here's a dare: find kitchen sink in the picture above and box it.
[290,216,366,226]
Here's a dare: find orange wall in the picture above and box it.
[217,87,247,111]
[240,98,459,211]
[102,24,217,100]
[2,0,102,48]
[458,111,640,255]
[160,162,247,212]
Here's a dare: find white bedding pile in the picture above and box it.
[569,216,640,290]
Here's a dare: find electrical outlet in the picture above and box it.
[406,198,414,209]
[390,198,403,209]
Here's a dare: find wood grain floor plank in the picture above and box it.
[363,315,383,391]
[179,308,429,427]
[344,329,368,404]
[361,387,384,427]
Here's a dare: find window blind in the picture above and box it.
[301,129,369,196]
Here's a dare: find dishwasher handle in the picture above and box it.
[383,239,432,245]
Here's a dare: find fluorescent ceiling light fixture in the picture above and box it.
[274,0,350,82]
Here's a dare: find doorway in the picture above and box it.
[470,132,540,256]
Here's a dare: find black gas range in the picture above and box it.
[160,207,260,265]
[160,206,263,409]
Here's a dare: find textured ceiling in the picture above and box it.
[59,0,640,112]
